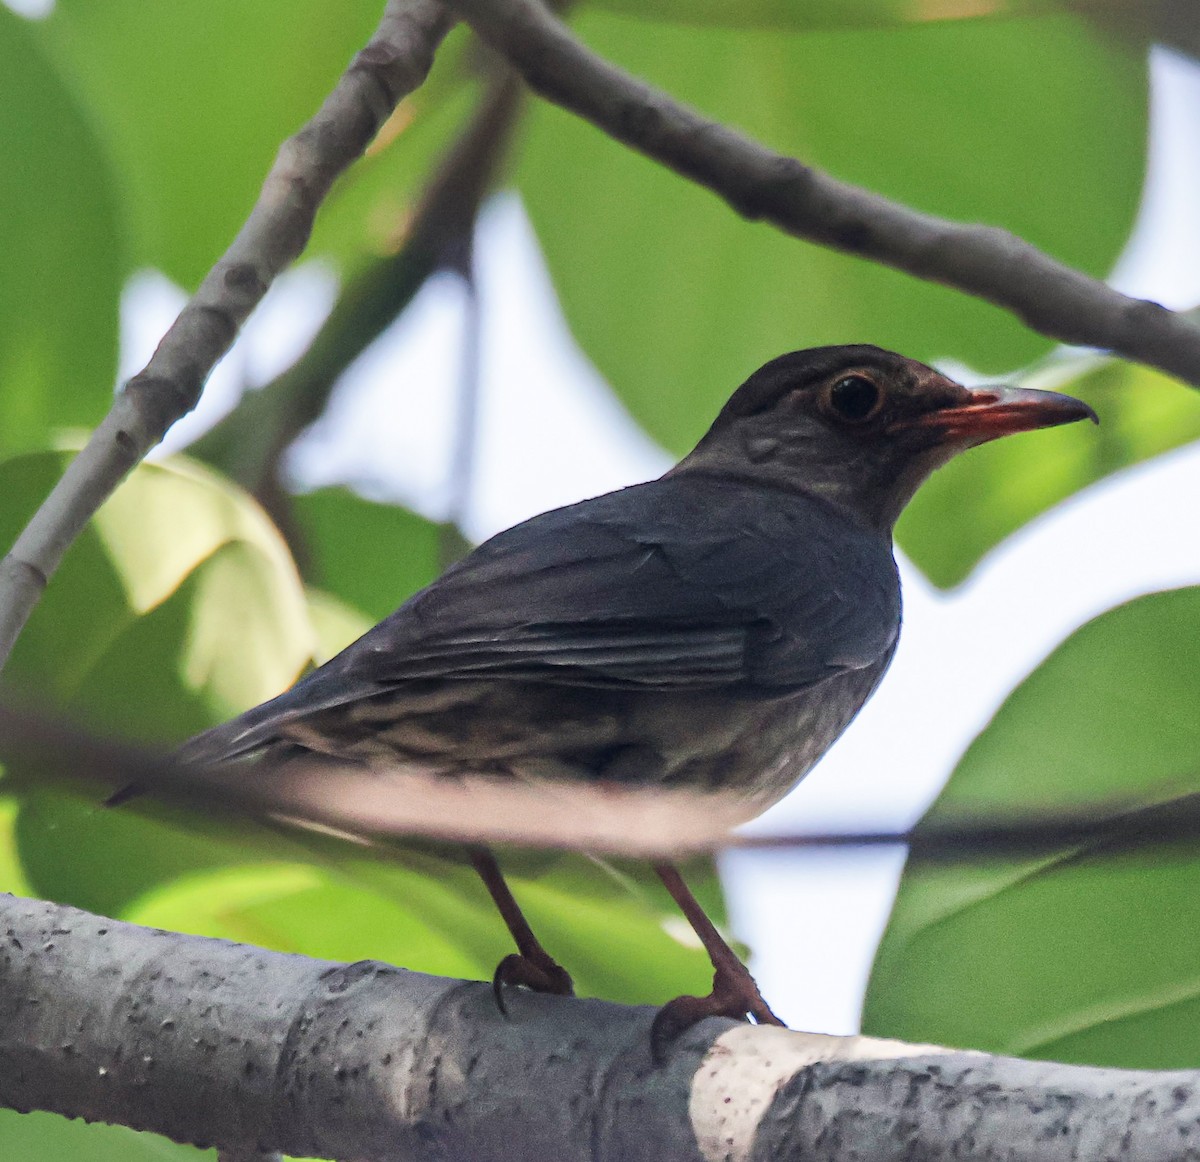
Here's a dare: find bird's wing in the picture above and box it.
[351,474,898,683]
[178,475,899,764]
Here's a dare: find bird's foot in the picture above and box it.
[650,965,785,1064]
[492,949,575,1015]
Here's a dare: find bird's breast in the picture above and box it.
[618,666,890,810]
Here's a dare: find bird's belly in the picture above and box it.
[296,668,883,818]
[622,672,882,810]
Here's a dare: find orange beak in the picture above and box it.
[913,385,1098,444]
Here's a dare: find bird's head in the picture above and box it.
[673,345,1097,530]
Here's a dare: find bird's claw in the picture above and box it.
[650,967,785,1064]
[491,950,575,1015]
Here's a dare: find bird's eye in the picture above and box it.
[824,374,883,423]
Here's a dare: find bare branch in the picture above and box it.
[3,894,1199,1161]
[444,0,1200,387]
[0,0,453,672]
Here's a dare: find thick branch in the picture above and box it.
[3,895,1200,1162]
[0,0,452,671]
[446,0,1200,388]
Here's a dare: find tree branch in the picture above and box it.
[444,0,1200,388]
[2,894,1199,1161]
[0,0,453,672]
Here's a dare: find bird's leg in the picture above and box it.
[467,845,574,1012]
[651,862,785,1060]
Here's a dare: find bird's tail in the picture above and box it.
[104,699,288,807]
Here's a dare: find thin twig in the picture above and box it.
[2,701,1199,863]
[0,0,453,672]
[444,0,1200,388]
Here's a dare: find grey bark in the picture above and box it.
[2,894,1199,1161]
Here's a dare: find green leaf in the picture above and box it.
[128,849,729,1007]
[1,452,311,710]
[13,790,293,934]
[0,1109,208,1162]
[516,11,1146,453]
[292,487,443,624]
[65,538,311,742]
[179,540,314,723]
[0,797,32,897]
[34,1,465,286]
[863,588,1200,1068]
[0,451,122,706]
[129,861,493,981]
[0,6,121,455]
[897,352,1200,587]
[306,586,373,663]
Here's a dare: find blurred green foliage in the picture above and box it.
[292,487,443,622]
[0,6,121,457]
[0,0,1198,1155]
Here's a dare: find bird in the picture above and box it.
[158,344,1097,1054]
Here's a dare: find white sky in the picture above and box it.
[119,46,1200,1036]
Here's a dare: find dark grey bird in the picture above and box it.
[165,345,1096,1049]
